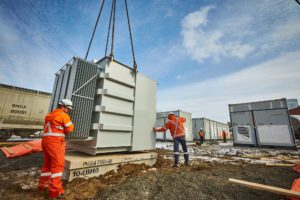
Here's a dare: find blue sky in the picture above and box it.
[0,0,300,122]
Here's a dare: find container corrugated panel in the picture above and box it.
[68,58,98,139]
[229,98,287,112]
[192,118,229,141]
[50,57,99,139]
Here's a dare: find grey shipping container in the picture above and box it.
[156,110,193,141]
[229,98,296,149]
[192,118,230,141]
[50,57,156,155]
[0,83,51,140]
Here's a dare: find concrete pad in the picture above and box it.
[62,151,157,182]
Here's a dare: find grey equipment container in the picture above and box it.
[50,57,157,155]
[192,118,229,141]
[155,110,193,142]
[229,98,296,149]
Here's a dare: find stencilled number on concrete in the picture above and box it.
[72,168,100,177]
[82,159,113,167]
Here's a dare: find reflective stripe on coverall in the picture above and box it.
[38,108,74,197]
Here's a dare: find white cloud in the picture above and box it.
[157,51,300,123]
[180,6,254,63]
[181,6,213,29]
[259,20,300,54]
[272,21,300,42]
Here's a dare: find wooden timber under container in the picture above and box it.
[62,151,157,182]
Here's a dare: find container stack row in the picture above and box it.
[155,110,229,142]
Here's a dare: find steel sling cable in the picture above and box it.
[110,0,117,61]
[85,0,106,60]
[26,0,77,56]
[125,0,137,72]
[105,0,114,57]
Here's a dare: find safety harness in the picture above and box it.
[168,117,185,138]
[42,121,72,137]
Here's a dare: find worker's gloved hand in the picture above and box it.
[153,127,157,132]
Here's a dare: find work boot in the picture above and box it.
[174,154,179,166]
[184,162,190,166]
[184,153,189,165]
[172,164,179,168]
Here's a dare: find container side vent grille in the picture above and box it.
[68,58,98,139]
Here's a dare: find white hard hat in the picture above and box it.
[168,112,175,116]
[59,99,73,110]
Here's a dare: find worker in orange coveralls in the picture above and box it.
[153,112,189,167]
[38,99,74,198]
[198,129,205,145]
[221,130,227,143]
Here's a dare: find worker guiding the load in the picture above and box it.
[38,99,74,198]
[153,112,189,167]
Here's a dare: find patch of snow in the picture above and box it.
[156,141,300,166]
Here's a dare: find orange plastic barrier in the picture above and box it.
[1,139,42,158]
[294,164,300,173]
[291,178,300,200]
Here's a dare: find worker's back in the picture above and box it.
[165,116,186,138]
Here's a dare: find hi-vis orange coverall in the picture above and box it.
[38,108,74,198]
[156,116,186,138]
[156,115,189,165]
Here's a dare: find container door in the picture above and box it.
[253,109,295,147]
[231,111,256,145]
[192,119,201,141]
[205,119,211,140]
[212,122,217,139]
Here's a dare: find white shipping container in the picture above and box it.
[192,118,229,141]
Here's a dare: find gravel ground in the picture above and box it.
[0,143,299,200]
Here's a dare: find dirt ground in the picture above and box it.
[0,144,299,200]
